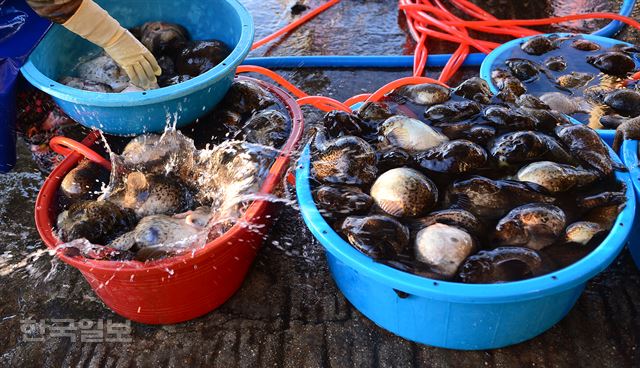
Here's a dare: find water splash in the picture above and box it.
[0,248,54,277]
[59,127,290,262]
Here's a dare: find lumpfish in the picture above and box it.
[555,124,622,176]
[394,83,451,106]
[459,247,543,283]
[447,176,556,220]
[493,203,566,251]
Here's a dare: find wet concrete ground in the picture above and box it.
[2,0,640,366]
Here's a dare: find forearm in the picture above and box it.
[26,0,83,24]
[27,0,161,89]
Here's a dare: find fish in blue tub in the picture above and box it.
[308,76,632,283]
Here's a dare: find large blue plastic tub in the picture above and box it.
[621,140,640,268]
[21,0,253,135]
[480,33,640,145]
[296,143,635,350]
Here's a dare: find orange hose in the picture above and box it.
[408,2,468,36]
[449,0,536,36]
[365,76,448,103]
[403,1,565,48]
[343,94,372,106]
[431,0,470,83]
[236,65,308,98]
[245,1,640,122]
[443,12,640,31]
[454,49,470,76]
[464,24,538,38]
[451,0,490,19]
[414,33,429,76]
[402,0,435,57]
[411,23,499,51]
[244,1,640,120]
[440,45,467,83]
[297,96,352,113]
[49,136,112,171]
[403,6,496,53]
[403,0,537,45]
[411,1,531,39]
[251,0,341,50]
[406,0,452,80]
[400,0,422,42]
[417,43,429,76]
[402,0,426,76]
[237,66,352,112]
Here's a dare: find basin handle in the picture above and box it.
[49,136,112,171]
[393,289,411,299]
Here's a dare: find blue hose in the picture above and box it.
[243,53,487,68]
[592,0,636,37]
[244,0,636,69]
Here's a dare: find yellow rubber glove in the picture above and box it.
[62,0,161,90]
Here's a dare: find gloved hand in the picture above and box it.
[62,0,161,89]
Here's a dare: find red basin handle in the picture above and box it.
[49,136,112,171]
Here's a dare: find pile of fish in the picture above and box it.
[55,79,291,262]
[492,33,640,149]
[310,77,628,283]
[61,21,231,92]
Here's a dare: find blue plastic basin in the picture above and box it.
[479,32,639,145]
[20,0,254,135]
[296,142,635,350]
[621,140,640,268]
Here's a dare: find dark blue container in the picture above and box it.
[0,0,50,171]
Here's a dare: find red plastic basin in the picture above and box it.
[34,76,303,324]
